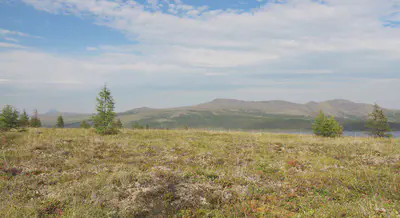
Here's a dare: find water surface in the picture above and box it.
[280,131,400,138]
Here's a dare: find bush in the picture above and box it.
[312,111,343,138]
[114,119,123,129]
[132,121,144,129]
[80,120,91,129]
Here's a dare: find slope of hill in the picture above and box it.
[39,99,400,130]
[195,98,396,119]
[44,109,61,115]
[39,113,92,127]
[195,99,313,116]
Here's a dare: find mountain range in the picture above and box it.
[39,99,400,131]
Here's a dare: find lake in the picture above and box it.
[343,131,400,138]
[279,131,400,138]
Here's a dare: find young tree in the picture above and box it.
[366,103,392,138]
[80,120,91,129]
[19,110,30,128]
[56,115,64,128]
[145,124,149,130]
[0,105,19,131]
[93,85,117,135]
[132,121,143,129]
[114,118,123,129]
[312,111,343,138]
[30,109,42,128]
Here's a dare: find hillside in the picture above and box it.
[1,129,399,217]
[195,98,397,118]
[39,113,92,127]
[39,99,400,130]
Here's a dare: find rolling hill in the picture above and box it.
[39,99,400,130]
[194,99,396,118]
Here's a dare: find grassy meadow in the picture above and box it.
[0,129,399,217]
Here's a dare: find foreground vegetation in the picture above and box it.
[1,129,399,217]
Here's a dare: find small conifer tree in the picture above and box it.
[312,111,343,138]
[0,105,19,131]
[56,115,64,128]
[80,120,91,129]
[19,110,30,128]
[93,85,117,135]
[366,103,392,138]
[132,121,143,129]
[30,109,42,128]
[115,119,123,129]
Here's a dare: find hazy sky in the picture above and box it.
[0,0,400,113]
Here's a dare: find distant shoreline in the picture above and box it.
[263,130,400,138]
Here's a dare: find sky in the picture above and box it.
[0,0,400,113]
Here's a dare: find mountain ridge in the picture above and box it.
[38,99,400,130]
[173,98,398,119]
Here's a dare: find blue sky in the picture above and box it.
[0,0,400,113]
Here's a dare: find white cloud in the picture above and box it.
[276,70,334,74]
[0,50,105,89]
[1,0,399,110]
[0,42,26,48]
[86,47,98,51]
[204,72,228,76]
[3,37,19,43]
[0,49,194,91]
[0,28,42,39]
[20,0,400,62]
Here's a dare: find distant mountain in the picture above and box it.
[44,109,61,115]
[194,98,395,119]
[39,112,92,127]
[195,99,312,116]
[38,99,400,130]
[305,99,377,119]
[44,109,92,116]
[119,107,157,115]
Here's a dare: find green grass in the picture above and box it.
[0,129,399,217]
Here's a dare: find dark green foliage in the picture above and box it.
[0,105,19,131]
[184,125,189,130]
[366,103,392,138]
[19,110,30,128]
[145,124,149,130]
[80,120,91,129]
[114,118,123,129]
[312,111,343,138]
[30,109,42,128]
[132,121,144,129]
[56,115,64,128]
[136,111,314,130]
[92,85,117,135]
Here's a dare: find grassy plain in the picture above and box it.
[0,129,399,217]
